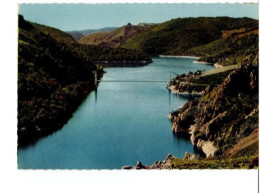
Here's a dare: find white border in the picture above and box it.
[0,1,259,193]
[16,0,260,3]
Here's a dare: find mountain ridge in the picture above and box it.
[78,23,157,48]
[122,17,258,55]
[67,27,118,40]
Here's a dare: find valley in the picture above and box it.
[18,15,258,169]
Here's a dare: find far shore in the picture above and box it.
[97,60,152,67]
[192,60,211,65]
[159,55,200,59]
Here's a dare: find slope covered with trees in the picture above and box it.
[188,31,258,66]
[122,17,258,56]
[18,15,151,146]
[18,15,99,146]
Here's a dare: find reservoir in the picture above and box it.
[18,57,213,169]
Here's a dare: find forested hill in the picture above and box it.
[18,15,98,146]
[122,17,258,56]
[78,23,156,48]
[18,15,151,146]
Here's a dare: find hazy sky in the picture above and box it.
[19,3,259,31]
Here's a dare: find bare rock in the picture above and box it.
[134,161,146,169]
[122,165,133,169]
[183,151,197,160]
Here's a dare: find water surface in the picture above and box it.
[18,57,213,169]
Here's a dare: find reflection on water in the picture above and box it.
[168,90,171,112]
[18,57,213,169]
[172,93,200,100]
[94,88,98,104]
[172,131,191,142]
[172,132,206,158]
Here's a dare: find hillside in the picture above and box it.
[124,62,259,169]
[67,27,117,40]
[18,15,100,146]
[122,17,258,56]
[169,62,258,163]
[31,22,76,45]
[18,15,151,147]
[188,31,258,66]
[79,23,156,48]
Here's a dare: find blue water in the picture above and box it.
[18,57,213,169]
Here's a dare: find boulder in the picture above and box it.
[183,151,196,160]
[134,161,146,169]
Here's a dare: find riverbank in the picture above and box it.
[167,70,209,96]
[159,54,213,67]
[19,56,211,169]
[123,152,258,169]
[166,63,259,168]
[159,55,199,59]
[123,63,258,169]
[168,85,205,96]
[193,60,211,65]
[97,60,152,67]
[18,70,104,148]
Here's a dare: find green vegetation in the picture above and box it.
[170,155,258,169]
[18,15,98,146]
[188,33,258,66]
[123,17,258,56]
[78,23,156,48]
[74,44,151,62]
[170,63,258,161]
[18,15,151,147]
[192,70,232,85]
[170,70,233,94]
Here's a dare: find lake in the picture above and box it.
[18,56,213,169]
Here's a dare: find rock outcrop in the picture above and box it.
[168,63,259,157]
[79,23,156,48]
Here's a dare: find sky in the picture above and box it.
[19,3,259,31]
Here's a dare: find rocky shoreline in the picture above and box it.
[122,152,199,169]
[167,70,209,96]
[167,85,205,96]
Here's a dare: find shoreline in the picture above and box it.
[96,60,152,67]
[18,71,105,148]
[159,55,214,67]
[167,85,205,96]
[159,55,200,59]
[192,60,212,65]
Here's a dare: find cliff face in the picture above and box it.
[169,63,258,158]
[124,62,259,169]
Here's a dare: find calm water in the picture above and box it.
[18,57,213,169]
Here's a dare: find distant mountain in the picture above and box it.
[78,23,156,48]
[67,27,117,40]
[122,17,258,55]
